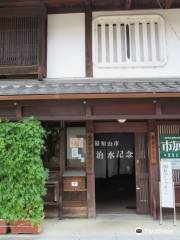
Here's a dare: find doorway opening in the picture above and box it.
[95,133,136,214]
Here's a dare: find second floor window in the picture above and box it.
[0,7,46,80]
[0,17,38,66]
[93,15,167,68]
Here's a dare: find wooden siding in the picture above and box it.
[1,99,180,121]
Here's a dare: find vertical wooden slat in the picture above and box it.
[17,17,19,65]
[37,15,43,80]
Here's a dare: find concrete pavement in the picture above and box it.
[1,214,180,240]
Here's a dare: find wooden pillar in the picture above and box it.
[85,3,93,78]
[148,120,159,219]
[135,133,150,214]
[86,121,96,218]
[15,103,22,120]
[59,126,66,219]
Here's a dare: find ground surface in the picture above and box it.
[1,214,180,240]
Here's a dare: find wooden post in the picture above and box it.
[135,133,150,214]
[15,103,22,120]
[148,120,159,219]
[85,2,93,78]
[59,126,66,219]
[86,121,96,218]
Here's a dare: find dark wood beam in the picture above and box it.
[126,0,132,9]
[85,0,93,77]
[0,0,178,13]
[94,122,148,133]
[1,92,180,101]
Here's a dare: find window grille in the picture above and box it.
[0,7,46,80]
[0,17,38,66]
[93,15,167,67]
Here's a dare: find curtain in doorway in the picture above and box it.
[94,133,134,178]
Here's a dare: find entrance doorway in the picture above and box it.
[94,133,150,214]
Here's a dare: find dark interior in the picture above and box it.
[95,133,136,214]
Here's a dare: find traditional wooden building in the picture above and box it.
[0,0,180,219]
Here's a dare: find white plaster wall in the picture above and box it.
[47,10,180,79]
[93,9,180,79]
[47,13,85,78]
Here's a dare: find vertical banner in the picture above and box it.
[160,161,174,208]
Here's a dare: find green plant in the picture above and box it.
[0,117,48,225]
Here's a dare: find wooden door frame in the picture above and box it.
[135,132,150,214]
[88,121,153,216]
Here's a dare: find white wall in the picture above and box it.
[47,10,180,79]
[47,13,85,78]
[93,9,180,79]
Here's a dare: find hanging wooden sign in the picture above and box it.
[149,131,157,165]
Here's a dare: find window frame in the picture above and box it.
[92,14,167,68]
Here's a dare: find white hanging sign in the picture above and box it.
[71,148,79,158]
[160,161,174,208]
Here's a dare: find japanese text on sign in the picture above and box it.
[160,135,180,169]
[160,161,174,208]
[70,138,84,148]
[95,150,133,160]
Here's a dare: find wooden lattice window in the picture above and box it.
[0,6,46,80]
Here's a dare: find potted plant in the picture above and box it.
[0,117,48,234]
[0,204,8,235]
[0,219,7,235]
[0,135,8,234]
[0,187,8,235]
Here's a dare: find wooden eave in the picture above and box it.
[0,78,180,100]
[0,92,180,101]
[0,0,179,14]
